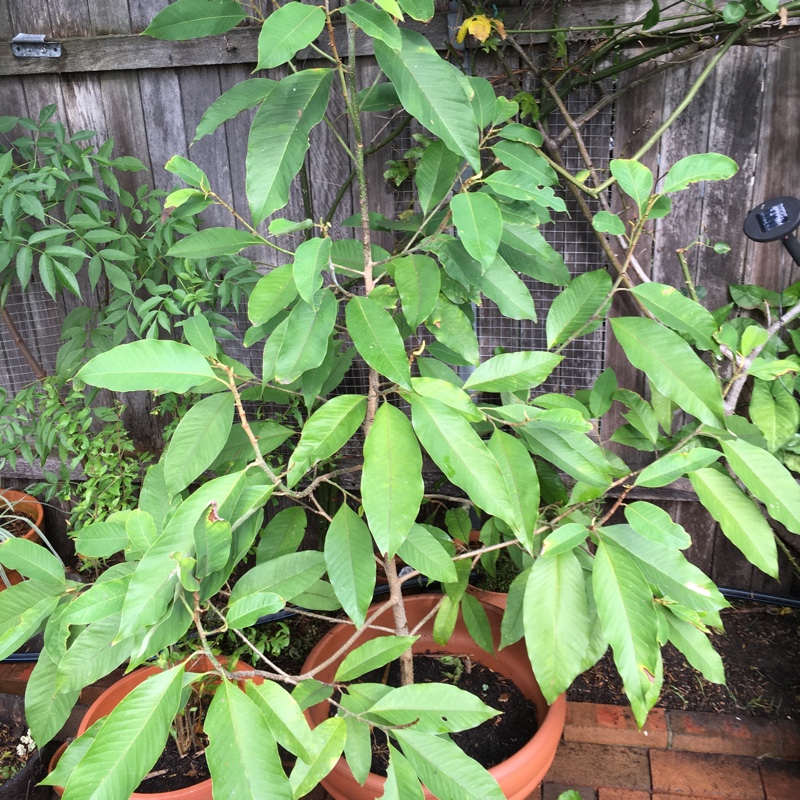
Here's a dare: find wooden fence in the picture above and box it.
[1,0,800,594]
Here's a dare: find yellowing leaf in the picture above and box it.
[457,15,492,44]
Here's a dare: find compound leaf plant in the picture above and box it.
[2,1,799,799]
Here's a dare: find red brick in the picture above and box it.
[651,749,764,799]
[542,784,595,800]
[566,702,668,749]
[545,742,650,792]
[652,795,723,800]
[760,759,800,800]
[778,720,800,760]
[0,661,34,695]
[669,710,782,758]
[598,790,650,800]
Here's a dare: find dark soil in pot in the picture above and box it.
[346,652,538,775]
[0,694,54,800]
[135,734,210,794]
[569,600,800,719]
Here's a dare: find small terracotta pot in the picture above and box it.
[303,593,566,800]
[0,490,44,591]
[51,655,256,799]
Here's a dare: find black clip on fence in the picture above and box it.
[744,196,800,267]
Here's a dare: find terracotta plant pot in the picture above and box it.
[0,490,44,591]
[51,655,256,799]
[465,583,508,610]
[303,593,566,800]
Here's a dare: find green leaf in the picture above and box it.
[374,30,480,171]
[164,392,234,496]
[256,2,327,69]
[247,69,333,225]
[195,78,276,141]
[593,540,661,727]
[415,141,463,215]
[324,504,375,628]
[408,393,512,524]
[721,438,800,535]
[0,581,61,661]
[491,141,556,185]
[462,592,494,653]
[477,255,538,321]
[383,745,424,800]
[227,591,283,627]
[483,172,566,210]
[631,283,718,350]
[25,647,80,747]
[397,0,434,20]
[289,716,346,799]
[0,537,63,585]
[464,351,561,393]
[335,635,418,682]
[634,447,721,488]
[613,388,659,446]
[286,395,367,487]
[165,155,210,190]
[74,522,128,558]
[246,680,314,762]
[497,123,543,147]
[662,153,738,193]
[248,264,298,325]
[487,430,539,552]
[660,606,725,684]
[346,296,412,389]
[524,551,591,703]
[426,296,480,366]
[610,159,653,216]
[611,317,724,426]
[269,217,314,235]
[362,403,424,556]
[256,507,307,563]
[167,227,263,258]
[592,210,626,235]
[77,340,216,393]
[750,380,799,452]
[142,0,246,39]
[394,729,505,800]
[293,237,332,308]
[182,314,217,358]
[232,550,327,606]
[341,2,401,49]
[396,523,457,582]
[207,679,293,800]
[546,269,612,348]
[410,377,482,422]
[392,255,441,329]
[62,666,185,799]
[541,523,590,557]
[624,502,691,549]
[451,192,502,268]
[274,291,337,384]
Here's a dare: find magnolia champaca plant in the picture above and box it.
[1,1,799,798]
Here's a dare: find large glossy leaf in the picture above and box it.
[288,717,346,798]
[749,380,799,452]
[397,0,434,21]
[362,402,423,556]
[426,296,480,366]
[286,395,366,487]
[464,351,561,393]
[491,140,556,185]
[76,340,216,393]
[324,504,375,627]
[415,141,462,214]
[487,430,538,551]
[474,255,538,321]
[394,729,505,800]
[25,647,80,747]
[142,0,245,40]
[611,317,725,426]
[256,2,326,70]
[374,30,480,170]
[546,269,612,348]
[592,540,661,727]
[274,290,337,384]
[207,679,293,800]
[410,377,482,422]
[524,550,591,703]
[62,666,185,800]
[609,159,653,215]
[195,78,276,141]
[245,680,314,762]
[248,264,298,325]
[346,296,412,389]
[335,636,418,682]
[660,606,725,684]
[721,438,800,535]
[340,2,401,49]
[0,537,63,585]
[231,551,327,605]
[624,502,691,549]
[662,153,738,193]
[293,237,332,308]
[167,228,263,258]
[392,255,440,329]
[383,745,425,800]
[451,192,502,268]
[256,507,307,564]
[631,283,717,350]
[600,524,725,611]
[164,392,234,496]
[689,467,778,577]
[396,523,457,583]
[247,69,333,225]
[0,580,61,661]
[634,447,721,488]
[408,393,512,522]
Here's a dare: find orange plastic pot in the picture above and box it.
[465,583,508,610]
[0,489,44,590]
[51,655,256,799]
[303,593,566,800]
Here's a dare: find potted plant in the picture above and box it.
[0,2,797,799]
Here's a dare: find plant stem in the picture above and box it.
[383,555,414,685]
[0,306,47,380]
